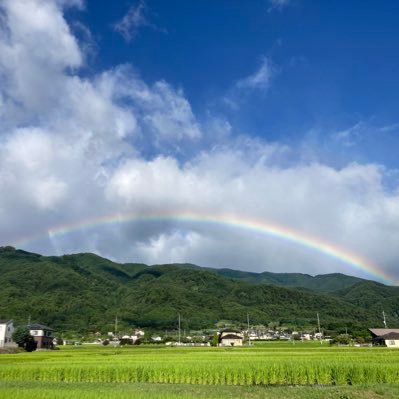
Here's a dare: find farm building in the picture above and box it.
[0,320,16,348]
[29,323,54,349]
[369,328,399,347]
[219,329,243,346]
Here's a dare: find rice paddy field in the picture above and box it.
[1,342,399,398]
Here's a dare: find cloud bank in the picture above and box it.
[0,0,399,284]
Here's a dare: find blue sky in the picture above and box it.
[1,0,399,283]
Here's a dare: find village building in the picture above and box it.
[29,323,54,349]
[219,329,243,346]
[0,320,16,348]
[369,328,399,347]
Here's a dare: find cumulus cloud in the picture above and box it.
[0,0,399,285]
[95,149,399,283]
[0,0,200,244]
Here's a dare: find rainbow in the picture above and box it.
[11,210,397,285]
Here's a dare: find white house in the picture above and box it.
[369,329,399,348]
[29,323,54,349]
[383,332,399,347]
[0,320,16,348]
[219,329,243,346]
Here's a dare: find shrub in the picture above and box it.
[12,327,36,352]
[119,338,133,346]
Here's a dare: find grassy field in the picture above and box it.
[1,342,399,398]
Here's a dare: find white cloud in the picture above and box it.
[332,121,364,147]
[0,0,399,285]
[0,0,82,128]
[103,152,399,282]
[268,0,291,12]
[0,0,201,240]
[114,1,146,42]
[114,0,164,42]
[378,122,399,133]
[97,66,202,144]
[55,0,85,9]
[1,128,68,210]
[224,57,276,109]
[236,57,274,91]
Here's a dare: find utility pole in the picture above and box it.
[317,312,322,345]
[114,316,118,338]
[383,311,388,328]
[27,315,31,327]
[178,313,181,345]
[247,313,250,346]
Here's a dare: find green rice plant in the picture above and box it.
[1,344,399,387]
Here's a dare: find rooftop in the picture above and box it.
[369,328,399,337]
[382,332,399,340]
[28,323,54,331]
[220,334,243,340]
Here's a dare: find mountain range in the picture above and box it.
[1,246,398,334]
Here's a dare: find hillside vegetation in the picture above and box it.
[1,246,398,333]
[209,268,365,292]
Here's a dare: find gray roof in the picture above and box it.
[369,328,399,337]
[220,334,243,340]
[220,329,241,334]
[0,320,12,324]
[28,323,54,331]
[382,332,399,340]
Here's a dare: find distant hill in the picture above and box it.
[0,246,397,333]
[209,268,365,293]
[333,281,399,321]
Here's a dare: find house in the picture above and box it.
[381,332,399,348]
[219,329,243,346]
[0,320,16,348]
[302,333,311,341]
[369,328,399,347]
[29,323,54,349]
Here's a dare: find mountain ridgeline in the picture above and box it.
[1,246,398,334]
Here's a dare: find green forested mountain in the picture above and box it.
[207,268,365,292]
[333,281,399,321]
[0,246,397,334]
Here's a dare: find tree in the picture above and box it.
[119,338,133,345]
[330,333,351,346]
[12,327,30,347]
[212,334,219,347]
[12,327,37,352]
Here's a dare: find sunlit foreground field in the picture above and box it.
[1,342,399,398]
